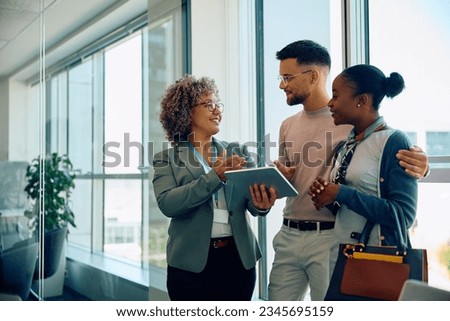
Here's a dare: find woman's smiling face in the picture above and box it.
[328,74,359,126]
[190,93,222,138]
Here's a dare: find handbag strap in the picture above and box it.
[357,218,408,253]
[332,117,387,216]
[356,220,375,245]
[350,118,410,252]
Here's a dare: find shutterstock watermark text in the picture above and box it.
[102,132,338,169]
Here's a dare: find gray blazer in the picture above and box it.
[152,138,267,273]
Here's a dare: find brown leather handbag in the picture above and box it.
[325,221,428,301]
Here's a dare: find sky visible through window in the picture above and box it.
[370,0,450,290]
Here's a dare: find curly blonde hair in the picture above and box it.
[159,75,220,143]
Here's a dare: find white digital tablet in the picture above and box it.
[224,166,298,199]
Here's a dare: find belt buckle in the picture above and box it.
[212,238,228,248]
[288,219,300,230]
[212,240,221,248]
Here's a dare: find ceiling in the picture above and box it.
[0,0,148,82]
[0,0,53,50]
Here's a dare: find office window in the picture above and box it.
[46,27,150,265]
[41,0,184,294]
[103,34,144,262]
[104,179,143,261]
[405,132,417,146]
[48,75,67,153]
[65,60,95,249]
[426,132,450,156]
[68,60,93,174]
[146,1,184,273]
[261,0,343,300]
[369,0,450,290]
[104,35,143,176]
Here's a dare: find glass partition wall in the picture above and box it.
[29,0,181,300]
[0,0,48,300]
[1,0,173,300]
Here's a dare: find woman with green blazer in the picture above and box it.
[152,75,277,301]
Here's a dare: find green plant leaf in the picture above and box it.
[24,153,77,232]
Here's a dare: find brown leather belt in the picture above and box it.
[210,237,234,249]
[283,218,335,231]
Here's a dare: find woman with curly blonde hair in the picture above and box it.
[152,75,277,300]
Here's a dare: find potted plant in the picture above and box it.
[24,152,76,280]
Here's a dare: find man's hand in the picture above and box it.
[273,160,296,181]
[397,146,429,179]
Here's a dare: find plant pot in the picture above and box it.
[34,226,67,280]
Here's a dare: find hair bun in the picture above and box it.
[384,72,405,98]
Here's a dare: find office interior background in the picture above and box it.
[0,0,449,300]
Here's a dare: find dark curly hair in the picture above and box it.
[159,75,220,143]
[341,64,405,111]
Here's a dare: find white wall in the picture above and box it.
[0,78,40,163]
[191,0,257,145]
[8,80,39,162]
